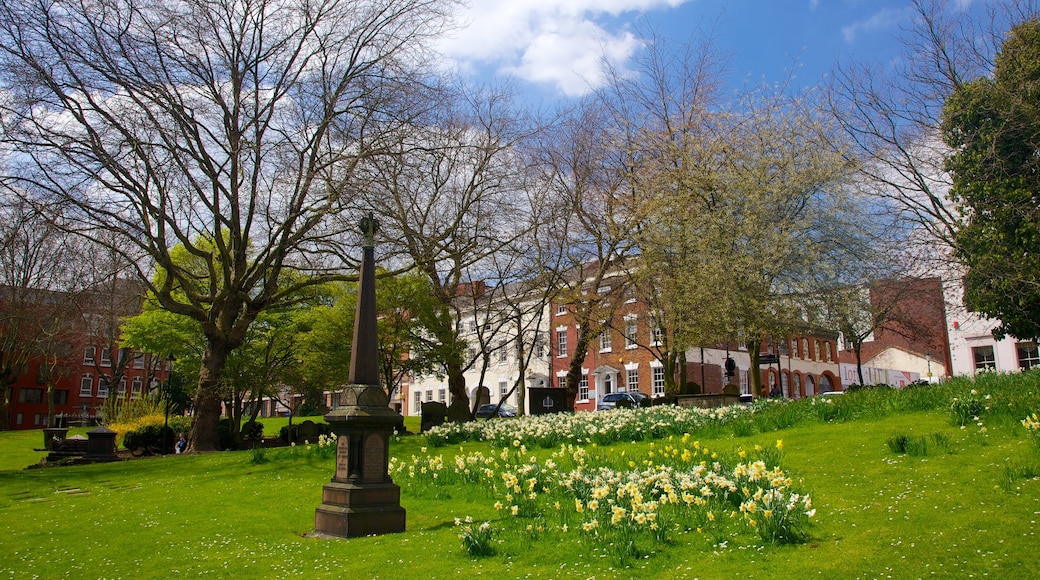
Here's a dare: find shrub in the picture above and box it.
[122,424,174,454]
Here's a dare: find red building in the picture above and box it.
[3,281,171,430]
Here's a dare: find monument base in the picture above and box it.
[312,481,406,538]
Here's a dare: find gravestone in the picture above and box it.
[473,386,491,410]
[420,401,448,432]
[528,387,568,415]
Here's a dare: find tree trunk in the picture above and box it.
[854,341,865,386]
[564,329,592,411]
[188,345,231,452]
[748,338,763,399]
[447,358,468,408]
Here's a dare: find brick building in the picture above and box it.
[2,281,171,430]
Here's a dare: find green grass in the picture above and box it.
[1,377,1039,578]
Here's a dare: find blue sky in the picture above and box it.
[436,0,979,102]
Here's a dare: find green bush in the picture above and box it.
[121,416,192,453]
[122,424,174,454]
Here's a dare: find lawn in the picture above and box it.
[1,376,1039,579]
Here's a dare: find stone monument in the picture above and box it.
[312,213,406,538]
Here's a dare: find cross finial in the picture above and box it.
[359,212,379,248]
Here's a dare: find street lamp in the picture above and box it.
[926,354,932,382]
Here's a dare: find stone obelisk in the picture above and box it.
[312,213,406,538]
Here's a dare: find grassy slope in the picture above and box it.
[1,402,1038,578]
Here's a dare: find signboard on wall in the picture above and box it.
[839,363,920,388]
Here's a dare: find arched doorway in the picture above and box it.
[820,372,836,392]
[805,375,816,396]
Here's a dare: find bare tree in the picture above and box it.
[827,0,1040,259]
[353,83,538,414]
[0,0,455,450]
[0,198,85,429]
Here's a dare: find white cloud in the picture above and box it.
[437,0,688,96]
[841,7,912,44]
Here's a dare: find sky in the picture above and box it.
[436,0,979,103]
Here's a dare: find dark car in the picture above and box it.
[597,392,649,410]
[475,403,517,419]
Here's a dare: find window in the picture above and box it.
[801,338,809,359]
[823,342,831,362]
[131,377,143,399]
[1018,342,1040,370]
[34,413,44,426]
[556,303,567,315]
[18,388,44,404]
[54,390,68,405]
[599,331,611,352]
[556,329,568,357]
[652,365,665,398]
[133,353,145,369]
[425,390,433,402]
[80,375,93,397]
[437,389,446,403]
[534,332,545,358]
[624,286,636,303]
[468,347,478,363]
[626,368,639,393]
[578,372,589,401]
[100,347,112,367]
[500,380,508,398]
[117,376,127,396]
[414,391,422,414]
[813,341,821,361]
[625,317,638,349]
[98,377,110,398]
[497,340,508,363]
[651,325,663,346]
[972,345,996,371]
[83,346,96,364]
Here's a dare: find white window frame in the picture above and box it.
[626,367,639,393]
[650,326,663,347]
[578,371,589,402]
[599,331,612,353]
[556,328,568,358]
[625,316,638,349]
[79,374,93,397]
[1018,342,1039,370]
[973,345,996,371]
[651,363,665,398]
[131,376,143,399]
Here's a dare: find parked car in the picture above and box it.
[819,390,844,397]
[475,403,517,419]
[597,392,649,410]
[739,393,755,406]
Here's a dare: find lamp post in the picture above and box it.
[926,354,932,382]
